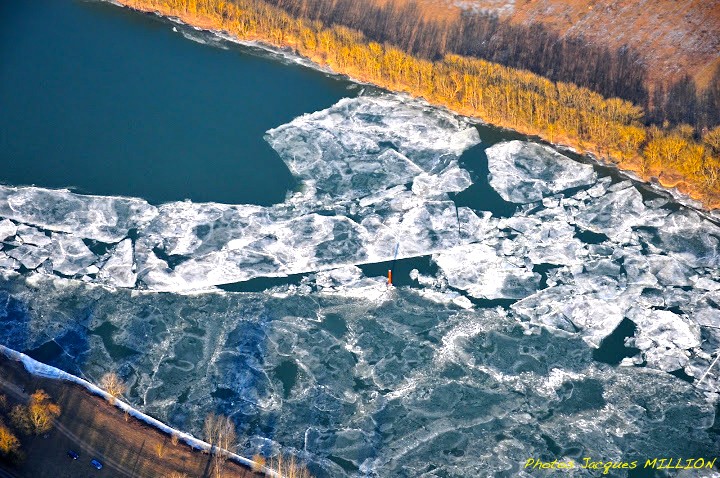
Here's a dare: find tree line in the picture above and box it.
[121,0,720,205]
[649,68,720,133]
[266,0,648,103]
[97,372,313,477]
[264,0,719,134]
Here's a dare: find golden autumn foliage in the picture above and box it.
[0,421,20,457]
[251,453,266,472]
[118,0,720,207]
[10,390,61,435]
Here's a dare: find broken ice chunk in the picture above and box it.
[511,285,628,347]
[98,238,137,288]
[49,235,97,275]
[503,215,588,265]
[574,186,669,241]
[265,95,480,201]
[692,277,720,291]
[411,163,472,198]
[0,219,17,242]
[636,209,720,269]
[627,308,700,372]
[0,185,157,242]
[486,141,596,203]
[0,252,20,270]
[433,243,540,299]
[6,244,50,269]
[314,266,390,300]
[16,225,52,247]
[623,254,694,287]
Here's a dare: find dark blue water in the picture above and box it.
[0,0,354,205]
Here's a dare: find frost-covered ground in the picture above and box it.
[0,92,719,477]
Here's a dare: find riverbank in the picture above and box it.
[0,347,266,478]
[112,0,720,210]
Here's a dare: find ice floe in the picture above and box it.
[636,209,720,269]
[6,244,50,270]
[433,243,540,299]
[98,238,136,287]
[49,235,96,276]
[486,140,596,203]
[626,307,700,372]
[573,183,669,242]
[16,224,52,247]
[0,185,157,243]
[0,219,17,242]
[265,95,480,202]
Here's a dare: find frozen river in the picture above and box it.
[1,1,719,476]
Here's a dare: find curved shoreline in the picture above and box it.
[103,0,719,224]
[108,0,719,213]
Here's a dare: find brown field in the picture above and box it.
[380,0,720,86]
[0,356,262,478]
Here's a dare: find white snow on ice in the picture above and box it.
[486,140,596,203]
[0,93,719,395]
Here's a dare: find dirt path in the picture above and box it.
[0,356,263,478]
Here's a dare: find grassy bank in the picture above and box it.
[118,0,720,208]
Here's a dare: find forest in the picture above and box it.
[119,0,720,206]
[265,0,720,134]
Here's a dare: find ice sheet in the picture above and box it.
[0,274,716,478]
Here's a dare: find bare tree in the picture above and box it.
[204,413,237,478]
[269,453,313,478]
[100,372,127,401]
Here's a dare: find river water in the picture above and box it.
[1,1,719,477]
